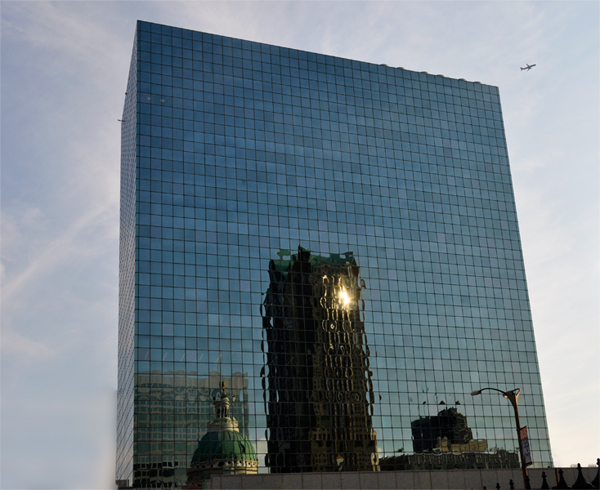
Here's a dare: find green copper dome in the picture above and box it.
[187,383,259,484]
[191,430,258,465]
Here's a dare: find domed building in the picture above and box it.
[185,383,258,488]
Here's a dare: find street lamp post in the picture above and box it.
[471,387,530,489]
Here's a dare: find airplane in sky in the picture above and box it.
[520,63,537,71]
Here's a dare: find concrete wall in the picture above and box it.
[206,466,598,490]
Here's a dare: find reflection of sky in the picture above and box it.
[1,2,598,488]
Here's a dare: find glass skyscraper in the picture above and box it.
[117,20,553,489]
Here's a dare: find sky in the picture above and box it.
[1,1,598,489]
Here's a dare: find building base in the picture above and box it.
[202,466,597,490]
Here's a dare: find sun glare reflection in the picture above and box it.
[339,289,350,307]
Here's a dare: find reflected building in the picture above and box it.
[411,407,475,453]
[185,383,258,488]
[379,449,519,471]
[131,372,250,488]
[263,247,379,472]
[118,20,553,488]
[380,407,518,470]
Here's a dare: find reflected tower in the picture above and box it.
[263,247,379,473]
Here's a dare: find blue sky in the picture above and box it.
[1,2,598,489]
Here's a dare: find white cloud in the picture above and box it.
[1,201,115,304]
[1,1,127,74]
[1,328,56,359]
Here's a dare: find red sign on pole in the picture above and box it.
[519,427,528,441]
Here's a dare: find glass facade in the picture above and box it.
[117,20,553,488]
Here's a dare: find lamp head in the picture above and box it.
[471,390,483,396]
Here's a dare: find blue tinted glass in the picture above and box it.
[117,20,553,488]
